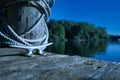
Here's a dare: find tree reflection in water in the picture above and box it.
[65,41,108,57]
[46,40,109,57]
[46,40,66,54]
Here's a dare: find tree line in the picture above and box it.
[109,35,120,41]
[47,19,109,42]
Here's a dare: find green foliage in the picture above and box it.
[47,19,109,56]
[47,19,66,42]
[47,19,109,42]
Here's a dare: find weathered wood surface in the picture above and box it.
[0,48,120,80]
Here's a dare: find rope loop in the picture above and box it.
[0,0,54,56]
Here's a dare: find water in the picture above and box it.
[92,42,120,62]
[46,41,120,62]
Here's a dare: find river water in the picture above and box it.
[46,41,120,62]
[92,42,120,62]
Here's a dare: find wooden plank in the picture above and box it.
[0,48,120,80]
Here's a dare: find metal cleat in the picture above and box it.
[10,43,53,57]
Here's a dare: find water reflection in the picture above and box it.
[46,40,109,57]
[92,41,120,62]
[46,40,66,54]
[65,41,108,57]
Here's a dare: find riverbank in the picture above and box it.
[0,48,120,80]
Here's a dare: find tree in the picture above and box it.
[47,19,109,42]
[47,19,66,42]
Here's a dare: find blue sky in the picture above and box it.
[50,0,120,35]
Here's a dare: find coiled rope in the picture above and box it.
[0,0,54,56]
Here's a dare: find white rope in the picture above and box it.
[2,19,32,46]
[0,31,25,46]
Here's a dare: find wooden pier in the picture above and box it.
[0,48,120,80]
